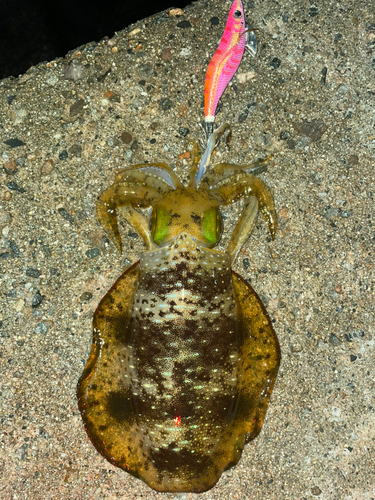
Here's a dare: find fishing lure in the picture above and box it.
[77,124,280,492]
[204,0,257,134]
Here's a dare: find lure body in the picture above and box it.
[77,127,280,492]
[204,0,250,125]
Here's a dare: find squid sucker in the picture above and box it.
[77,125,281,493]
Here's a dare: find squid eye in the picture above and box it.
[152,207,170,245]
[234,10,242,18]
[202,208,222,247]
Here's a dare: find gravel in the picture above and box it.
[0,0,374,498]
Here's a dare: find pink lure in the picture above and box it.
[204,0,248,125]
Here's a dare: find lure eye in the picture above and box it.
[234,10,242,18]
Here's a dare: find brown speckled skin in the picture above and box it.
[77,134,280,492]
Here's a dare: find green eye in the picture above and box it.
[202,208,221,247]
[153,207,170,245]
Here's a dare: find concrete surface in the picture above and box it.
[0,0,374,498]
